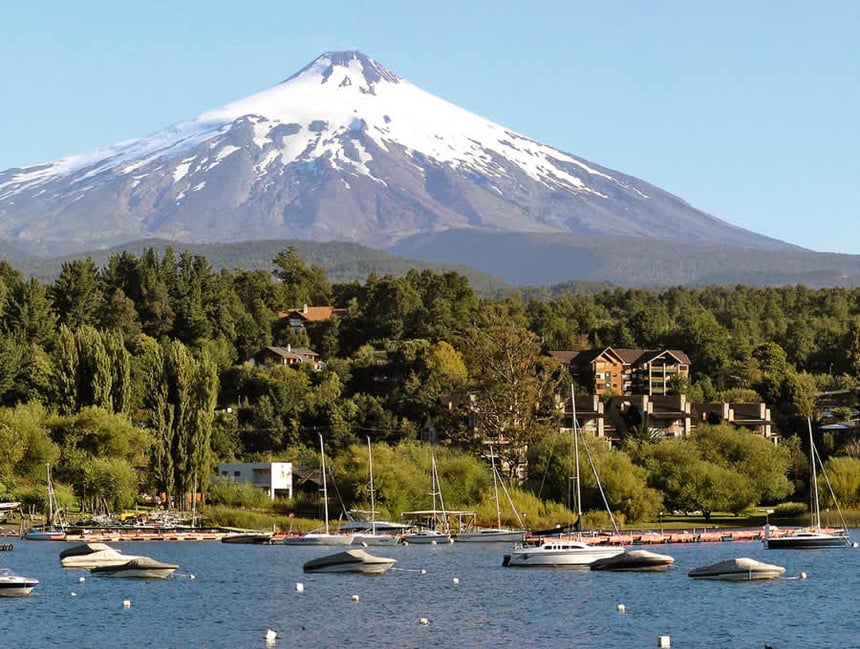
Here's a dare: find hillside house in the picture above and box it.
[247,345,323,370]
[278,305,347,332]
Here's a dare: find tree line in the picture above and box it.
[1,247,860,522]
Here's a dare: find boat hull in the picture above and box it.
[455,529,526,543]
[403,531,452,544]
[90,557,178,579]
[351,533,400,546]
[503,541,624,568]
[24,529,66,541]
[280,534,354,546]
[221,533,273,545]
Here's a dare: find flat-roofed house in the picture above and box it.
[217,462,293,499]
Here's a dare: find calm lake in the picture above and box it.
[1,532,857,648]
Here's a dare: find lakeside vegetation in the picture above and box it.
[1,246,860,529]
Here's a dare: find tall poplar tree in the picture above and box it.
[146,340,218,507]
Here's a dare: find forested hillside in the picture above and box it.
[2,246,859,523]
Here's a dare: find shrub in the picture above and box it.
[207,478,274,509]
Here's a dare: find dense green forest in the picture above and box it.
[2,246,860,525]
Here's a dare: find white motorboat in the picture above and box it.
[0,568,39,596]
[503,539,623,567]
[590,549,675,572]
[688,557,785,581]
[90,556,178,579]
[303,549,396,574]
[59,542,142,569]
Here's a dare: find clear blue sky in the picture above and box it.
[3,1,858,253]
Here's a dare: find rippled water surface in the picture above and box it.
[1,532,857,648]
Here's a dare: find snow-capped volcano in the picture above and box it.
[0,50,791,257]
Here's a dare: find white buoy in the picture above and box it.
[419,617,429,625]
[295,582,304,592]
[799,571,808,579]
[78,576,86,583]
[123,599,131,609]
[658,635,671,648]
[352,594,360,602]
[617,603,626,613]
[70,592,77,597]
[452,577,459,585]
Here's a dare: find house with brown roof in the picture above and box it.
[278,305,348,331]
[247,345,323,370]
[550,347,691,396]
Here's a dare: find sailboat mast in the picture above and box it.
[46,463,53,527]
[808,418,822,529]
[490,445,502,529]
[571,386,582,540]
[319,433,330,535]
[367,436,376,534]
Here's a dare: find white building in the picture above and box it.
[217,462,293,499]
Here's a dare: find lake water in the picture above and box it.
[1,533,858,648]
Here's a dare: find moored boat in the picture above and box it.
[765,418,853,550]
[456,446,527,544]
[280,433,353,547]
[688,557,785,581]
[765,528,851,549]
[351,532,401,546]
[0,568,39,596]
[90,556,178,579]
[503,387,624,568]
[403,529,452,544]
[590,549,675,572]
[503,539,623,567]
[280,532,354,546]
[455,528,526,543]
[302,549,396,574]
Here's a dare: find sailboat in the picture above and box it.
[281,434,353,546]
[24,464,67,541]
[764,418,854,549]
[503,387,624,567]
[455,446,527,543]
[348,438,403,546]
[402,454,453,544]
